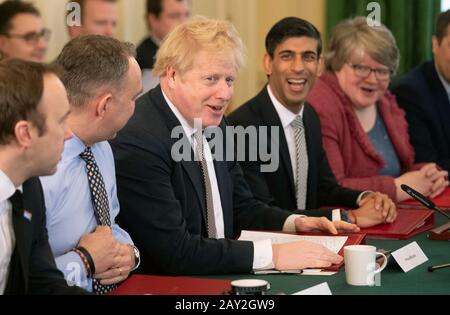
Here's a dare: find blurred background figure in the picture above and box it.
[307,17,449,202]
[0,1,49,62]
[392,9,450,176]
[137,0,191,94]
[137,0,190,69]
[67,0,118,39]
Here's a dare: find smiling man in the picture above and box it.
[110,17,361,276]
[228,17,396,228]
[0,1,49,62]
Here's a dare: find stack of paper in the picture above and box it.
[239,230,348,253]
[238,231,349,276]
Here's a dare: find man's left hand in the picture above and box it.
[93,244,135,286]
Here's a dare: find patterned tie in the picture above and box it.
[193,131,217,239]
[79,146,116,295]
[292,115,309,210]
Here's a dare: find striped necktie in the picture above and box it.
[193,131,217,238]
[291,115,309,210]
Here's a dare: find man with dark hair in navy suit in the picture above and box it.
[228,17,397,228]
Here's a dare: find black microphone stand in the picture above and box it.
[400,184,450,240]
[400,185,450,271]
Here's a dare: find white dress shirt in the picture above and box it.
[162,90,275,269]
[0,170,17,294]
[268,85,305,184]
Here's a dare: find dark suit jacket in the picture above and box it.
[110,86,298,276]
[136,37,159,70]
[392,61,450,173]
[5,178,87,295]
[228,87,361,211]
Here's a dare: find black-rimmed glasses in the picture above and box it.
[2,28,51,44]
[349,63,392,81]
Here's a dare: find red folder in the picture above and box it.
[359,208,435,240]
[399,187,450,209]
[330,233,366,271]
[109,275,231,295]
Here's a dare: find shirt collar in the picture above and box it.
[267,85,304,129]
[435,62,450,99]
[162,88,199,140]
[0,169,22,202]
[60,134,90,162]
[150,35,162,47]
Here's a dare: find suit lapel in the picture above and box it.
[181,160,208,221]
[302,104,316,205]
[150,86,208,227]
[257,88,296,197]
[427,63,450,145]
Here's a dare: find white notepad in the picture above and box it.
[239,230,348,253]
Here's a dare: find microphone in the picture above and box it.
[401,184,450,220]
[428,262,450,272]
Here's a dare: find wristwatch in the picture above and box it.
[130,245,141,271]
[340,210,352,223]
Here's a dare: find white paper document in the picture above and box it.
[239,230,348,253]
[292,282,333,295]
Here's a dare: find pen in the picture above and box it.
[428,263,450,272]
[253,270,303,275]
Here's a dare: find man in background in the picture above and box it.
[392,10,450,175]
[67,0,118,38]
[136,0,190,93]
[0,1,49,62]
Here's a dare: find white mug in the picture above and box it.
[344,245,387,286]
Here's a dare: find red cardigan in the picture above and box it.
[307,73,419,202]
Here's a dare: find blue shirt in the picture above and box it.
[40,135,133,291]
[367,112,401,177]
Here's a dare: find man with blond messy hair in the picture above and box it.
[111,17,359,276]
